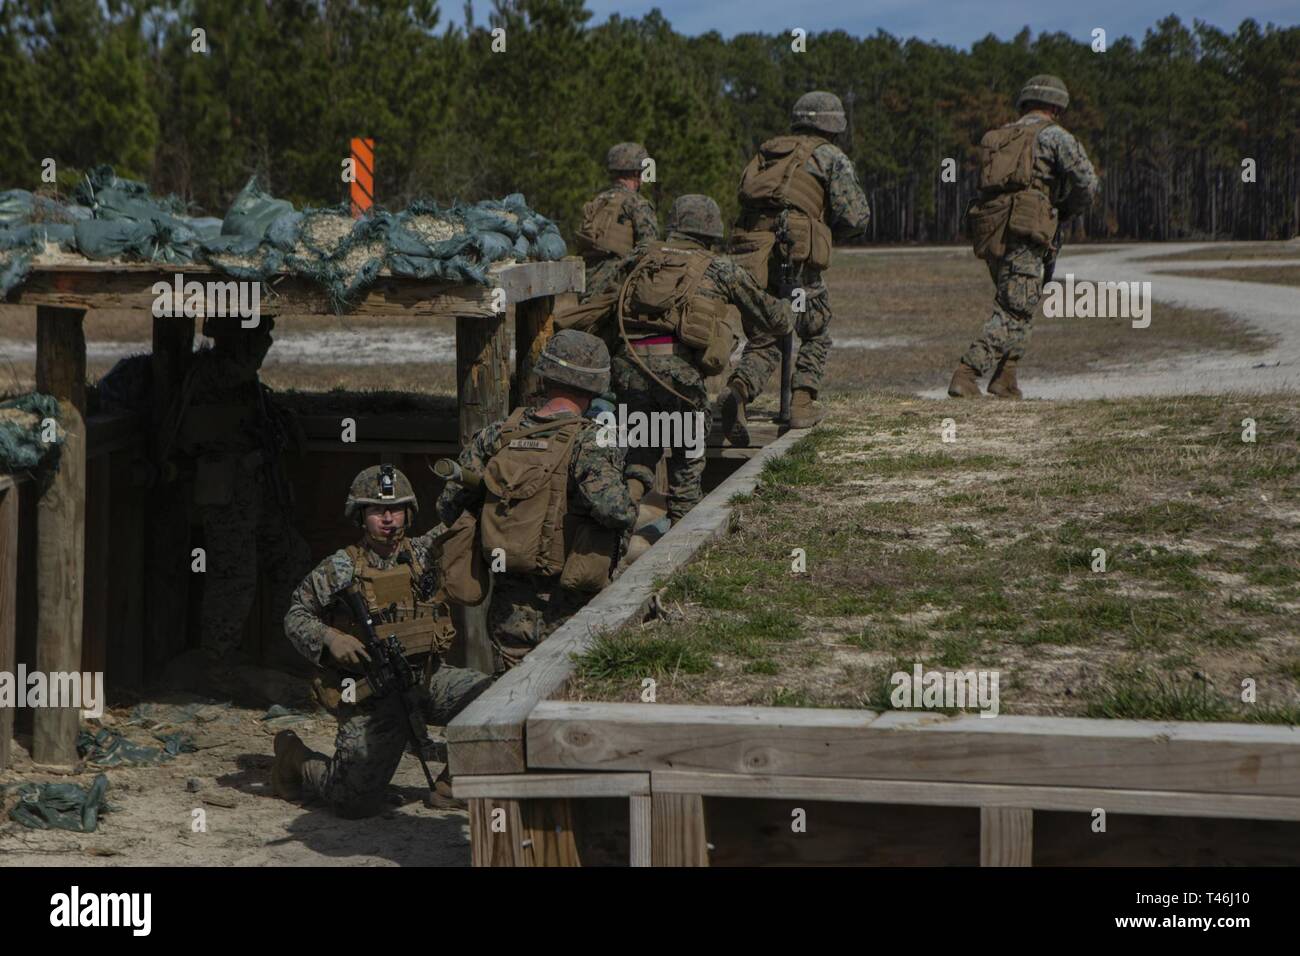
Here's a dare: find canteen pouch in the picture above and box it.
[729,228,776,286]
[966,193,1014,260]
[1007,189,1058,248]
[435,510,488,606]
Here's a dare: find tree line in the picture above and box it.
[2,0,1297,243]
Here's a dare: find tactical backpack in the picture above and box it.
[616,245,731,388]
[735,135,833,277]
[474,411,618,593]
[574,191,636,261]
[966,117,1059,259]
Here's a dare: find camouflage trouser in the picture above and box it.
[300,660,493,817]
[730,274,831,400]
[487,574,589,672]
[611,349,711,523]
[961,244,1050,375]
[196,460,311,662]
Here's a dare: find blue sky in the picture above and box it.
[451,1,1298,48]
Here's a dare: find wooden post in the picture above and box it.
[0,479,17,770]
[651,792,709,866]
[468,798,527,867]
[522,798,582,866]
[455,312,510,676]
[145,314,194,680]
[980,807,1033,866]
[33,306,87,766]
[630,793,653,867]
[513,295,555,409]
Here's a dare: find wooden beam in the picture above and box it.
[107,451,144,690]
[651,770,1300,821]
[651,793,709,866]
[981,808,1033,866]
[0,483,17,771]
[13,260,584,318]
[446,429,806,777]
[527,701,1300,798]
[629,794,652,866]
[32,306,87,766]
[453,772,650,800]
[81,456,110,676]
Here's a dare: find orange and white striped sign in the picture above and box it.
[350,136,375,217]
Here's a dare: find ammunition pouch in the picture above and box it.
[729,228,777,287]
[784,211,833,273]
[1007,188,1058,249]
[559,515,620,593]
[436,509,489,606]
[966,193,1014,261]
[553,290,619,334]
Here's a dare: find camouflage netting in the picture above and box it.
[0,166,568,307]
[0,392,63,474]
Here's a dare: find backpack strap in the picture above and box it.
[615,248,711,406]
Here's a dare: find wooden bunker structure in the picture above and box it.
[449,434,1300,867]
[1,257,590,770]
[0,256,781,774]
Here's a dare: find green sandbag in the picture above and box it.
[8,773,112,832]
[222,176,296,239]
[0,392,62,473]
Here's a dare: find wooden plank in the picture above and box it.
[522,798,582,866]
[652,770,1300,821]
[453,772,650,800]
[981,807,1033,866]
[468,798,527,867]
[32,306,87,766]
[0,484,17,771]
[651,793,709,866]
[13,260,583,318]
[527,701,1300,797]
[447,428,806,776]
[629,794,652,867]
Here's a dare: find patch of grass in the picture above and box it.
[1111,501,1220,535]
[1226,594,1281,615]
[768,687,818,707]
[743,659,780,676]
[1084,670,1232,721]
[574,630,713,682]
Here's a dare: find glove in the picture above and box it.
[323,628,371,668]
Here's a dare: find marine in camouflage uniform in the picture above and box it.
[949,75,1099,399]
[158,316,311,665]
[578,142,660,297]
[273,465,493,817]
[438,331,637,672]
[604,195,792,522]
[724,91,872,431]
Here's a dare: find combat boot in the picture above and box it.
[947,362,982,398]
[271,730,311,800]
[427,767,467,811]
[986,356,1022,400]
[719,382,750,446]
[627,477,647,504]
[788,388,826,428]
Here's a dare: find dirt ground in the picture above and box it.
[2,239,1298,865]
[0,668,473,866]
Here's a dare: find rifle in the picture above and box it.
[1043,221,1065,286]
[337,586,439,800]
[774,220,802,424]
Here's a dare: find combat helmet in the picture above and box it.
[345,464,418,523]
[1017,74,1070,110]
[791,91,847,134]
[534,329,610,396]
[607,142,649,174]
[666,194,725,241]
